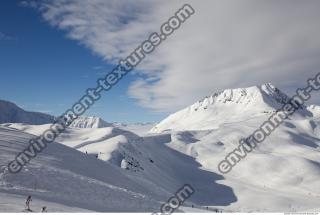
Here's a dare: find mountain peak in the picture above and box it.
[69,116,112,128]
[150,84,293,132]
[193,83,290,112]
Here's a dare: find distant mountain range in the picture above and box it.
[0,100,55,125]
[0,100,154,133]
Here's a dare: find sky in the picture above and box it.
[1,0,320,123]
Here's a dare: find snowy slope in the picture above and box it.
[0,124,235,212]
[5,124,140,164]
[165,116,320,212]
[4,118,320,212]
[0,192,91,212]
[0,100,54,125]
[0,127,164,212]
[150,83,310,132]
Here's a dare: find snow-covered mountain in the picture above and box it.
[151,83,310,132]
[69,116,112,128]
[0,100,54,125]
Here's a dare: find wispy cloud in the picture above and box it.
[19,0,39,9]
[36,0,320,112]
[0,32,15,41]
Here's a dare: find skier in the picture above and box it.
[26,195,32,211]
[41,206,47,213]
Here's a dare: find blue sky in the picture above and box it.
[1,0,320,123]
[0,0,166,123]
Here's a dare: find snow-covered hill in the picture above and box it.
[150,83,311,132]
[0,100,54,125]
[69,116,112,128]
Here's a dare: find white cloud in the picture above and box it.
[38,0,320,112]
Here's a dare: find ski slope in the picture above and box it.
[0,124,235,212]
[0,126,164,212]
[0,192,91,212]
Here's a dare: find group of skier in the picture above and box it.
[25,195,47,212]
